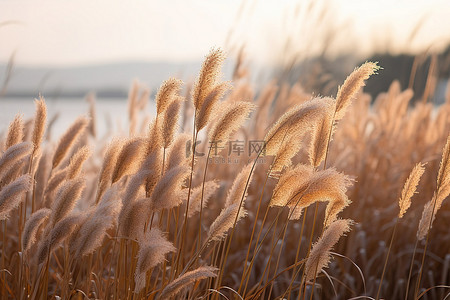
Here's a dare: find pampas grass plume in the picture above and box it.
[22,208,51,252]
[0,142,32,179]
[304,219,353,282]
[335,62,380,120]
[208,101,256,149]
[159,266,218,299]
[192,48,225,111]
[111,138,145,183]
[52,116,89,168]
[5,114,24,149]
[398,162,425,218]
[208,203,247,242]
[32,97,47,155]
[50,177,85,225]
[195,82,231,131]
[0,174,31,220]
[162,97,183,148]
[155,78,183,115]
[134,228,176,293]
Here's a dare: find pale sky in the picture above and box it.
[1,0,450,67]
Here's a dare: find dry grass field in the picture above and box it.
[0,48,449,299]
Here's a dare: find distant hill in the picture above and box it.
[0,61,227,98]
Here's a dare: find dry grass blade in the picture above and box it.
[159,266,218,299]
[52,116,89,168]
[304,219,353,282]
[22,208,51,252]
[134,228,175,293]
[0,174,31,220]
[398,162,426,218]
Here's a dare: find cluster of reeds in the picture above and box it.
[0,48,449,299]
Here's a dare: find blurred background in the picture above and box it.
[1,0,450,134]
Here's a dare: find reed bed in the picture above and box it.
[0,48,449,299]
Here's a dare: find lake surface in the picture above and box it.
[0,97,156,139]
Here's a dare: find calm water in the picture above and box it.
[0,97,156,139]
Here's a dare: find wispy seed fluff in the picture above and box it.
[0,174,31,220]
[37,213,83,264]
[0,142,32,179]
[159,266,218,299]
[195,82,231,131]
[162,96,183,148]
[155,78,183,115]
[224,163,254,207]
[335,62,380,120]
[270,165,352,222]
[50,177,85,226]
[66,145,91,179]
[304,219,353,282]
[417,135,450,240]
[165,133,191,171]
[208,101,256,150]
[186,181,219,218]
[436,135,450,202]
[192,48,225,111]
[208,203,247,242]
[111,138,145,183]
[5,114,24,149]
[22,208,51,252]
[308,98,335,167]
[134,228,176,293]
[52,116,89,168]
[118,197,147,240]
[270,135,304,175]
[74,186,122,258]
[96,139,123,202]
[32,97,47,155]
[398,162,425,218]
[149,165,189,211]
[265,97,332,156]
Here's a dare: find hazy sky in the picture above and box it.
[1,0,450,67]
